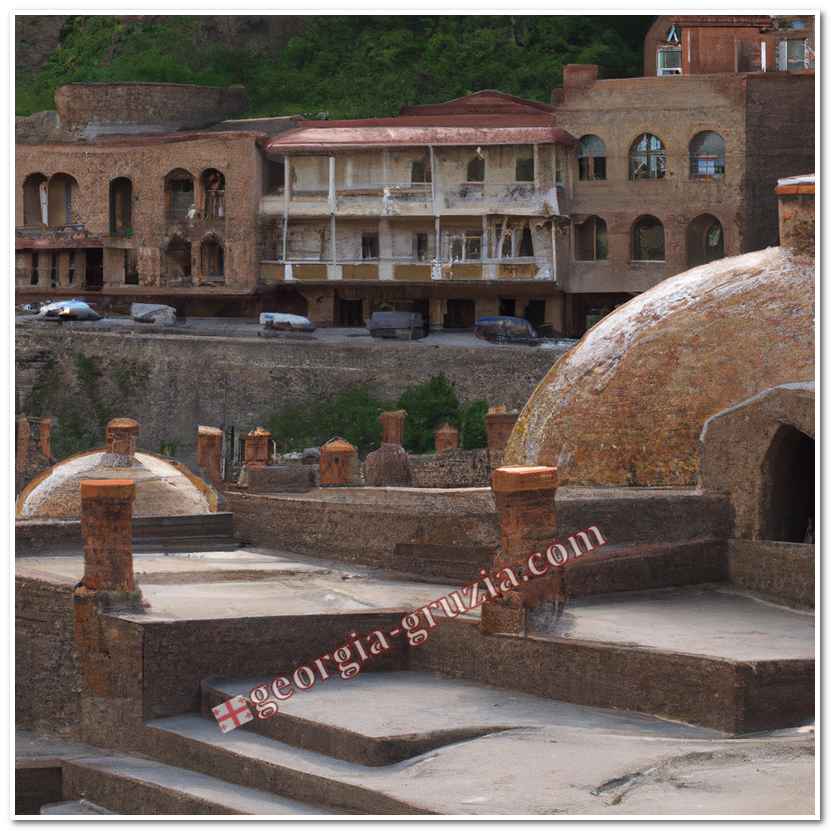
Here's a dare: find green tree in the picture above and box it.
[397,374,460,454]
[460,399,488,450]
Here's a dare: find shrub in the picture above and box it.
[460,399,488,450]
[397,374,460,454]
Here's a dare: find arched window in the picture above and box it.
[687,214,724,267]
[163,235,192,282]
[575,216,608,261]
[22,173,48,226]
[202,169,225,219]
[165,169,194,222]
[201,235,224,278]
[466,155,485,183]
[632,215,665,261]
[629,134,666,180]
[109,177,133,235]
[689,131,725,179]
[47,173,79,226]
[578,135,606,181]
[518,226,534,257]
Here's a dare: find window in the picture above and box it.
[361,233,379,260]
[687,214,724,267]
[783,38,808,70]
[415,232,429,261]
[657,47,682,75]
[202,169,225,220]
[68,252,76,285]
[689,131,725,179]
[109,177,133,235]
[201,236,224,277]
[165,169,194,221]
[448,232,481,261]
[518,227,534,257]
[465,235,482,260]
[30,253,39,285]
[22,173,48,225]
[629,134,666,180]
[49,254,58,288]
[578,135,606,181]
[466,155,485,183]
[575,216,608,261]
[266,160,285,194]
[632,216,665,261]
[411,159,431,184]
[47,174,78,227]
[515,154,534,182]
[492,223,513,258]
[124,250,139,285]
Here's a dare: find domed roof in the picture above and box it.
[16,449,217,519]
[505,247,814,486]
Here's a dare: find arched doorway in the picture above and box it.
[200,235,224,279]
[163,235,192,284]
[687,214,724,268]
[165,169,194,222]
[201,169,225,219]
[47,173,79,227]
[761,425,814,542]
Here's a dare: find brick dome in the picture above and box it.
[504,246,814,486]
[16,449,217,519]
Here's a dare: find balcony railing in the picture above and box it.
[16,223,89,241]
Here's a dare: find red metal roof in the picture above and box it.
[265,90,571,154]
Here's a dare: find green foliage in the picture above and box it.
[16,15,653,118]
[267,386,393,457]
[397,374,460,454]
[460,399,488,450]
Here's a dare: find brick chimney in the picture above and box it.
[379,410,407,446]
[434,423,459,453]
[244,427,272,469]
[197,425,224,484]
[776,175,814,257]
[105,417,139,463]
[563,64,599,97]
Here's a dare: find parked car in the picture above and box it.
[368,311,426,340]
[474,316,542,345]
[35,299,101,321]
[259,312,316,333]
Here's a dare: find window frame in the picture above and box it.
[629,133,667,181]
[574,216,608,262]
[577,135,607,182]
[657,46,683,75]
[631,215,666,262]
[361,233,380,261]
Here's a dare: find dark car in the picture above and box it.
[368,311,426,340]
[474,316,541,345]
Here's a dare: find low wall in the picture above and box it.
[729,539,814,609]
[408,449,490,488]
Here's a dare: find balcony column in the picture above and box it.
[550,220,558,283]
[533,144,540,190]
[482,215,494,280]
[379,218,393,280]
[329,156,337,267]
[283,155,290,262]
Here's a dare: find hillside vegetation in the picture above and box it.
[16,15,653,119]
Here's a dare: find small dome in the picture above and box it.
[505,247,814,486]
[16,449,217,519]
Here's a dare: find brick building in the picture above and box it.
[15,16,814,335]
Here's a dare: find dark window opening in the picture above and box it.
[524,298,546,329]
[465,235,482,260]
[125,250,139,285]
[499,297,516,317]
[761,426,814,543]
[687,214,724,268]
[518,226,534,257]
[49,254,58,288]
[415,232,429,261]
[361,233,379,260]
[630,134,666,180]
[493,223,513,258]
[577,135,607,181]
[632,216,665,261]
[30,252,39,286]
[575,216,608,261]
[85,249,104,289]
[444,298,476,329]
[466,155,485,183]
[164,237,192,282]
[165,169,195,222]
[68,252,76,285]
[201,237,225,277]
[336,297,364,327]
[411,159,431,184]
[109,177,133,235]
[515,155,534,182]
[23,173,48,226]
[47,174,78,227]
[266,160,285,194]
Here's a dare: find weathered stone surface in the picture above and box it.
[364,444,411,487]
[243,427,271,469]
[434,423,459,453]
[79,479,135,592]
[130,304,176,326]
[379,410,407,446]
[196,426,223,485]
[408,448,489,488]
[319,438,359,486]
[507,247,815,486]
[238,464,316,493]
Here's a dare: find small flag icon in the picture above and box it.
[212,695,254,733]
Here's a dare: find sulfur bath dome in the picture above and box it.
[16,449,217,519]
[504,246,814,486]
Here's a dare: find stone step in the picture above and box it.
[202,670,717,767]
[143,715,432,814]
[62,754,334,815]
[40,799,114,814]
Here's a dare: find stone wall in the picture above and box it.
[15,578,82,735]
[729,539,814,609]
[408,449,490,488]
[16,326,555,466]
